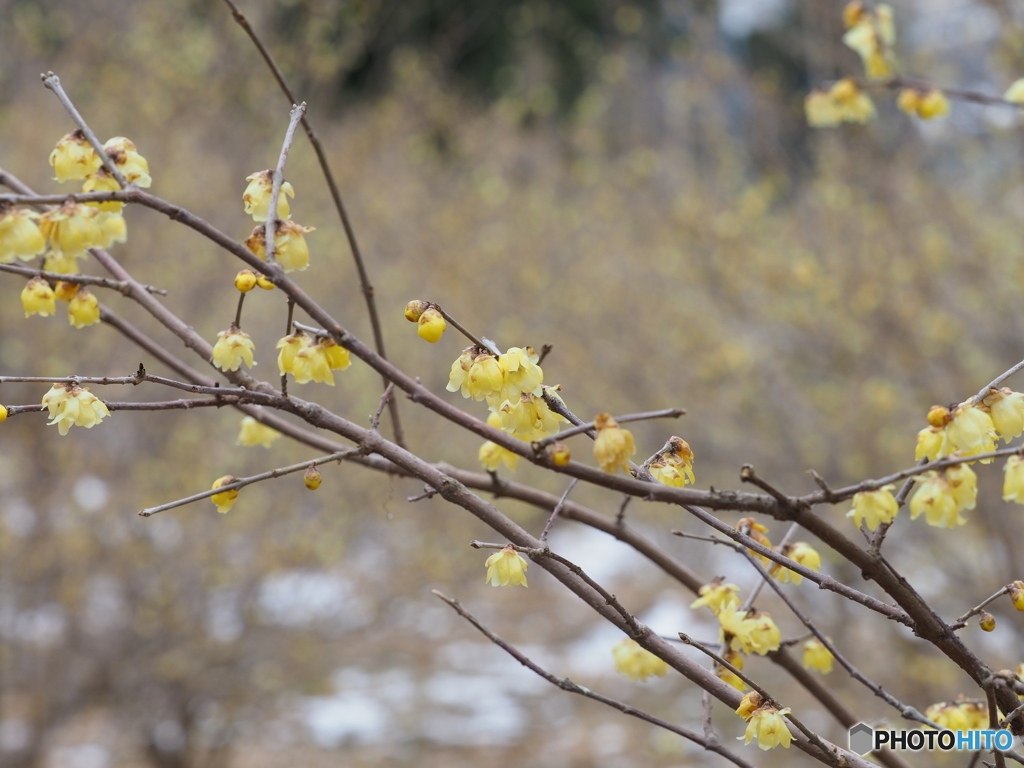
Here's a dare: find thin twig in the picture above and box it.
[540,478,578,542]
[264,102,306,266]
[371,382,395,432]
[435,306,499,355]
[138,449,355,516]
[0,261,167,295]
[532,407,687,450]
[951,587,1011,630]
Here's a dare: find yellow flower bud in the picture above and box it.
[0,405,7,423]
[550,442,571,466]
[979,611,996,632]
[255,272,275,290]
[593,413,636,473]
[927,405,951,428]
[234,269,258,292]
[736,691,763,721]
[304,465,322,490]
[1010,581,1024,611]
[54,280,80,302]
[404,300,428,322]
[417,308,446,343]
[211,475,239,514]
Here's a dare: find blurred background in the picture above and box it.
[3,0,1024,765]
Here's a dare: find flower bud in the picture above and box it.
[234,269,257,292]
[1010,581,1024,611]
[927,405,951,428]
[550,442,571,466]
[255,273,275,290]
[54,280,80,302]
[304,465,322,490]
[979,611,996,632]
[0,405,7,423]
[417,308,446,342]
[404,299,429,322]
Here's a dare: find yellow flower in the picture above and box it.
[829,79,877,123]
[245,220,314,272]
[593,413,636,473]
[54,281,80,302]
[944,463,978,512]
[276,332,309,375]
[95,212,127,248]
[771,542,821,585]
[739,706,793,751]
[736,517,773,565]
[984,388,1024,443]
[447,348,506,401]
[256,273,275,290]
[690,581,741,616]
[717,652,746,691]
[43,250,81,275]
[926,700,987,731]
[910,471,965,528]
[802,638,834,674]
[744,609,782,655]
[211,475,239,514]
[497,346,544,402]
[1004,78,1024,104]
[39,201,103,255]
[848,485,899,530]
[242,170,294,222]
[612,638,668,682]
[49,131,101,182]
[211,328,256,372]
[1003,456,1024,504]
[416,308,446,342]
[67,289,100,328]
[304,465,322,490]
[842,2,865,29]
[736,691,763,721]
[484,545,529,587]
[21,277,56,318]
[805,90,843,128]
[947,403,997,462]
[479,414,520,472]
[82,168,123,212]
[236,416,281,448]
[0,208,46,263]
[915,90,950,120]
[915,425,946,461]
[290,339,349,385]
[650,436,696,487]
[103,136,151,187]
[500,393,566,441]
[842,4,896,80]
[42,384,110,436]
[718,608,763,655]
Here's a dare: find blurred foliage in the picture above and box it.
[5,1,1024,767]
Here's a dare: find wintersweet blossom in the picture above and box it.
[244,220,315,272]
[910,471,966,529]
[479,413,519,472]
[984,388,1024,443]
[897,89,950,120]
[103,137,152,187]
[484,545,529,587]
[926,701,987,731]
[211,328,256,372]
[848,485,899,530]
[39,201,103,255]
[1003,456,1024,504]
[500,393,565,441]
[276,332,309,376]
[736,517,773,565]
[690,581,741,616]
[612,639,668,681]
[947,403,997,462]
[67,289,100,328]
[802,638,834,674]
[49,131,101,182]
[236,416,281,448]
[805,79,876,128]
[242,170,294,222]
[82,169,123,212]
[593,413,635,473]
[717,652,746,691]
[21,277,56,318]
[842,3,896,80]
[447,348,505,401]
[211,475,239,514]
[41,384,110,436]
[771,542,821,585]
[0,208,46,262]
[739,706,793,751]
[417,308,446,342]
[304,465,322,490]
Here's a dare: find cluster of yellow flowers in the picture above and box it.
[735,692,793,751]
[805,79,876,128]
[925,699,988,730]
[842,2,896,80]
[41,383,110,436]
[612,638,668,682]
[4,132,149,327]
[276,332,351,385]
[241,170,314,272]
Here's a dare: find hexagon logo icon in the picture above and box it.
[849,722,874,755]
